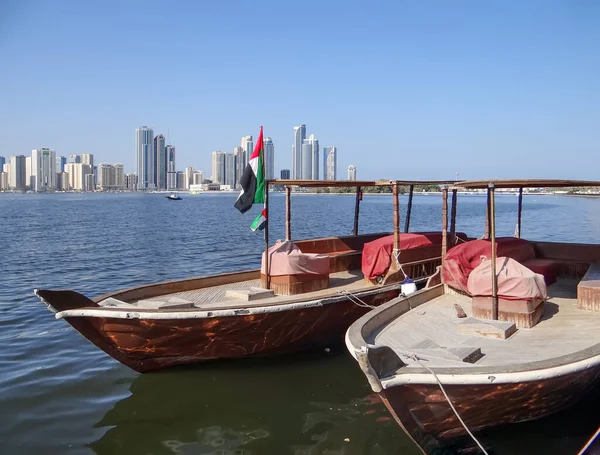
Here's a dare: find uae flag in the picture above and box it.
[234,126,266,230]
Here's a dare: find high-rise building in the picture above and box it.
[264,136,274,180]
[8,155,26,190]
[25,156,33,189]
[56,156,67,173]
[80,153,94,167]
[64,163,92,191]
[211,151,226,184]
[135,126,155,190]
[85,173,95,192]
[0,172,8,190]
[32,148,57,191]
[166,145,176,190]
[125,173,137,191]
[241,136,253,159]
[301,140,312,180]
[176,171,186,190]
[309,134,319,180]
[154,134,167,190]
[184,167,195,190]
[233,146,245,188]
[69,154,81,164]
[347,165,357,181]
[98,163,125,191]
[0,156,5,170]
[56,172,69,191]
[225,153,235,187]
[280,169,290,179]
[292,124,306,179]
[323,146,337,180]
[192,170,205,185]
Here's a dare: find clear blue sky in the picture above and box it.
[1,1,598,180]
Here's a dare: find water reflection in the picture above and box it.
[90,350,420,455]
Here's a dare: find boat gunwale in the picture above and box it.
[345,282,600,389]
[51,280,402,320]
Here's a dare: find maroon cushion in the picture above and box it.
[522,258,558,286]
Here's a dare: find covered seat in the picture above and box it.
[362,231,467,280]
[467,257,547,328]
[261,240,330,295]
[443,238,558,293]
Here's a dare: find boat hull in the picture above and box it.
[379,364,600,454]
[38,287,400,373]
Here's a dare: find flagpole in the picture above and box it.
[262,126,270,290]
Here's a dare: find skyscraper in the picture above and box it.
[225,153,235,187]
[264,136,274,180]
[185,167,194,189]
[135,126,155,190]
[309,134,319,180]
[211,151,226,184]
[323,146,337,180]
[301,139,312,180]
[69,154,81,164]
[233,146,245,188]
[166,145,176,190]
[347,165,357,181]
[8,155,26,190]
[31,148,57,191]
[0,157,5,170]
[154,134,166,190]
[98,163,125,191]
[25,156,33,189]
[56,156,67,173]
[292,124,306,179]
[280,169,291,179]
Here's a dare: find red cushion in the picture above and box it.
[522,259,558,286]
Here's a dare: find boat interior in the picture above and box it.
[94,180,463,311]
[352,179,600,376]
[95,231,452,311]
[368,275,600,370]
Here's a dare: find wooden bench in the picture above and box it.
[577,263,600,311]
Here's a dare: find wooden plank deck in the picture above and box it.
[371,278,600,368]
[129,270,370,310]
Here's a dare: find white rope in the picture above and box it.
[577,426,600,455]
[400,351,490,455]
[337,290,377,309]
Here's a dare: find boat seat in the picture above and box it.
[577,263,600,312]
[327,250,362,273]
[261,240,330,295]
[522,258,559,286]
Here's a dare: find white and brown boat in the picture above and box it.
[34,179,457,372]
[346,179,600,454]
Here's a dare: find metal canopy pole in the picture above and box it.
[262,128,270,290]
[441,187,448,264]
[353,186,361,236]
[489,183,498,320]
[285,186,291,241]
[450,188,457,244]
[393,183,400,268]
[515,187,523,238]
[404,184,414,233]
[484,189,491,239]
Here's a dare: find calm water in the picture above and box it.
[1,192,599,455]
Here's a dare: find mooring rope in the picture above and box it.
[401,351,490,455]
[337,290,377,309]
[577,426,600,455]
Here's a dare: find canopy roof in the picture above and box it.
[452,179,600,189]
[270,179,459,188]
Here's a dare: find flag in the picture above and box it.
[250,207,267,232]
[234,126,265,214]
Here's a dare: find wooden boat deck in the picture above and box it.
[370,278,600,368]
[124,270,371,311]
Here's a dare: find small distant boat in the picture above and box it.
[166,193,182,201]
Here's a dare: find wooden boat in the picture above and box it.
[345,179,600,454]
[35,179,455,372]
